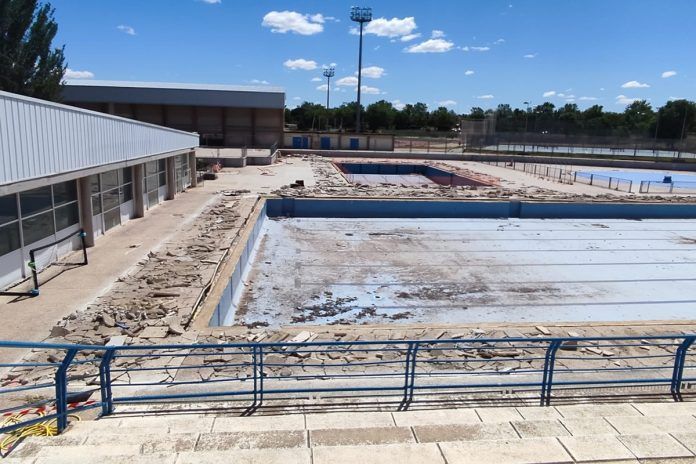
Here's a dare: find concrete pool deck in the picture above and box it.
[235,216,696,327]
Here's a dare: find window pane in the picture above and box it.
[102,188,120,211]
[53,181,77,207]
[146,161,158,176]
[103,208,120,231]
[146,175,158,192]
[0,223,21,256]
[102,170,119,191]
[0,194,18,225]
[158,159,166,172]
[120,184,133,203]
[122,167,132,184]
[55,202,79,231]
[89,175,100,194]
[20,186,52,216]
[22,210,55,245]
[148,190,159,208]
[159,172,167,187]
[91,195,102,215]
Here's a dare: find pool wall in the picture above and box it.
[202,197,696,327]
[335,162,492,187]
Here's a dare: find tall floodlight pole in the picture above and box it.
[523,101,531,132]
[323,66,335,109]
[350,6,372,133]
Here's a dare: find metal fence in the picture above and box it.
[394,137,463,153]
[639,181,696,194]
[1,335,695,436]
[573,172,633,193]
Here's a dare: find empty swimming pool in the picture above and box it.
[334,162,493,187]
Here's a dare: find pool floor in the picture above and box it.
[234,217,696,327]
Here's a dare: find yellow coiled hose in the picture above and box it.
[1,409,80,455]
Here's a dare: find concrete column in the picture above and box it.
[166,156,176,200]
[133,163,145,218]
[188,152,197,187]
[77,177,95,248]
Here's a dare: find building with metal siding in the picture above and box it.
[0,90,199,291]
[62,80,285,148]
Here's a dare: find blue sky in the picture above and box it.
[54,0,695,112]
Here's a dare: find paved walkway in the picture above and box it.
[8,401,696,463]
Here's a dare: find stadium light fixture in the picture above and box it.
[350,6,372,133]
[322,66,335,110]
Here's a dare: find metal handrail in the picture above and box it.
[1,334,694,435]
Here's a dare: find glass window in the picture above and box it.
[102,170,119,191]
[91,195,102,215]
[102,188,120,211]
[103,208,121,231]
[89,175,100,194]
[22,210,55,245]
[146,161,158,176]
[20,186,52,216]
[158,159,166,172]
[52,181,77,207]
[120,184,133,203]
[159,172,167,187]
[55,202,79,231]
[145,175,158,192]
[122,167,132,184]
[148,191,159,208]
[0,194,18,225]
[0,223,21,256]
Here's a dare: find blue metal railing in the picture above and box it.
[1,334,695,435]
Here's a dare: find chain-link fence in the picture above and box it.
[639,180,696,194]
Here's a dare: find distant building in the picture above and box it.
[0,90,199,290]
[63,80,285,148]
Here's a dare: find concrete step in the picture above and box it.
[8,402,696,463]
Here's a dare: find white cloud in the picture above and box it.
[392,99,406,110]
[311,77,322,82]
[494,38,505,44]
[669,96,683,101]
[523,53,538,59]
[262,11,324,35]
[461,46,490,52]
[250,79,270,85]
[405,38,454,53]
[336,76,359,86]
[621,80,650,89]
[361,85,381,95]
[543,90,556,97]
[661,70,677,79]
[198,0,221,4]
[363,16,417,38]
[616,94,640,105]
[117,25,136,35]
[477,94,495,100]
[359,66,386,78]
[400,33,421,42]
[292,96,302,100]
[464,70,475,76]
[558,93,575,99]
[283,58,318,70]
[438,100,457,107]
[64,68,94,79]
[316,84,329,91]
[579,96,598,101]
[431,29,445,38]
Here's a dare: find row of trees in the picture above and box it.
[286,99,696,140]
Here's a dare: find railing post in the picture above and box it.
[671,336,695,401]
[408,342,420,403]
[55,348,78,433]
[252,345,258,407]
[401,343,415,407]
[98,349,116,416]
[540,340,561,406]
[258,345,264,405]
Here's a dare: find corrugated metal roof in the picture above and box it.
[64,79,285,93]
[0,90,198,188]
[63,79,286,109]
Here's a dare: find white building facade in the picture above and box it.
[0,90,199,290]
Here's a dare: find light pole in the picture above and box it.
[323,66,335,110]
[523,101,531,132]
[350,6,372,133]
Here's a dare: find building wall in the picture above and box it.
[283,132,395,151]
[0,91,199,191]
